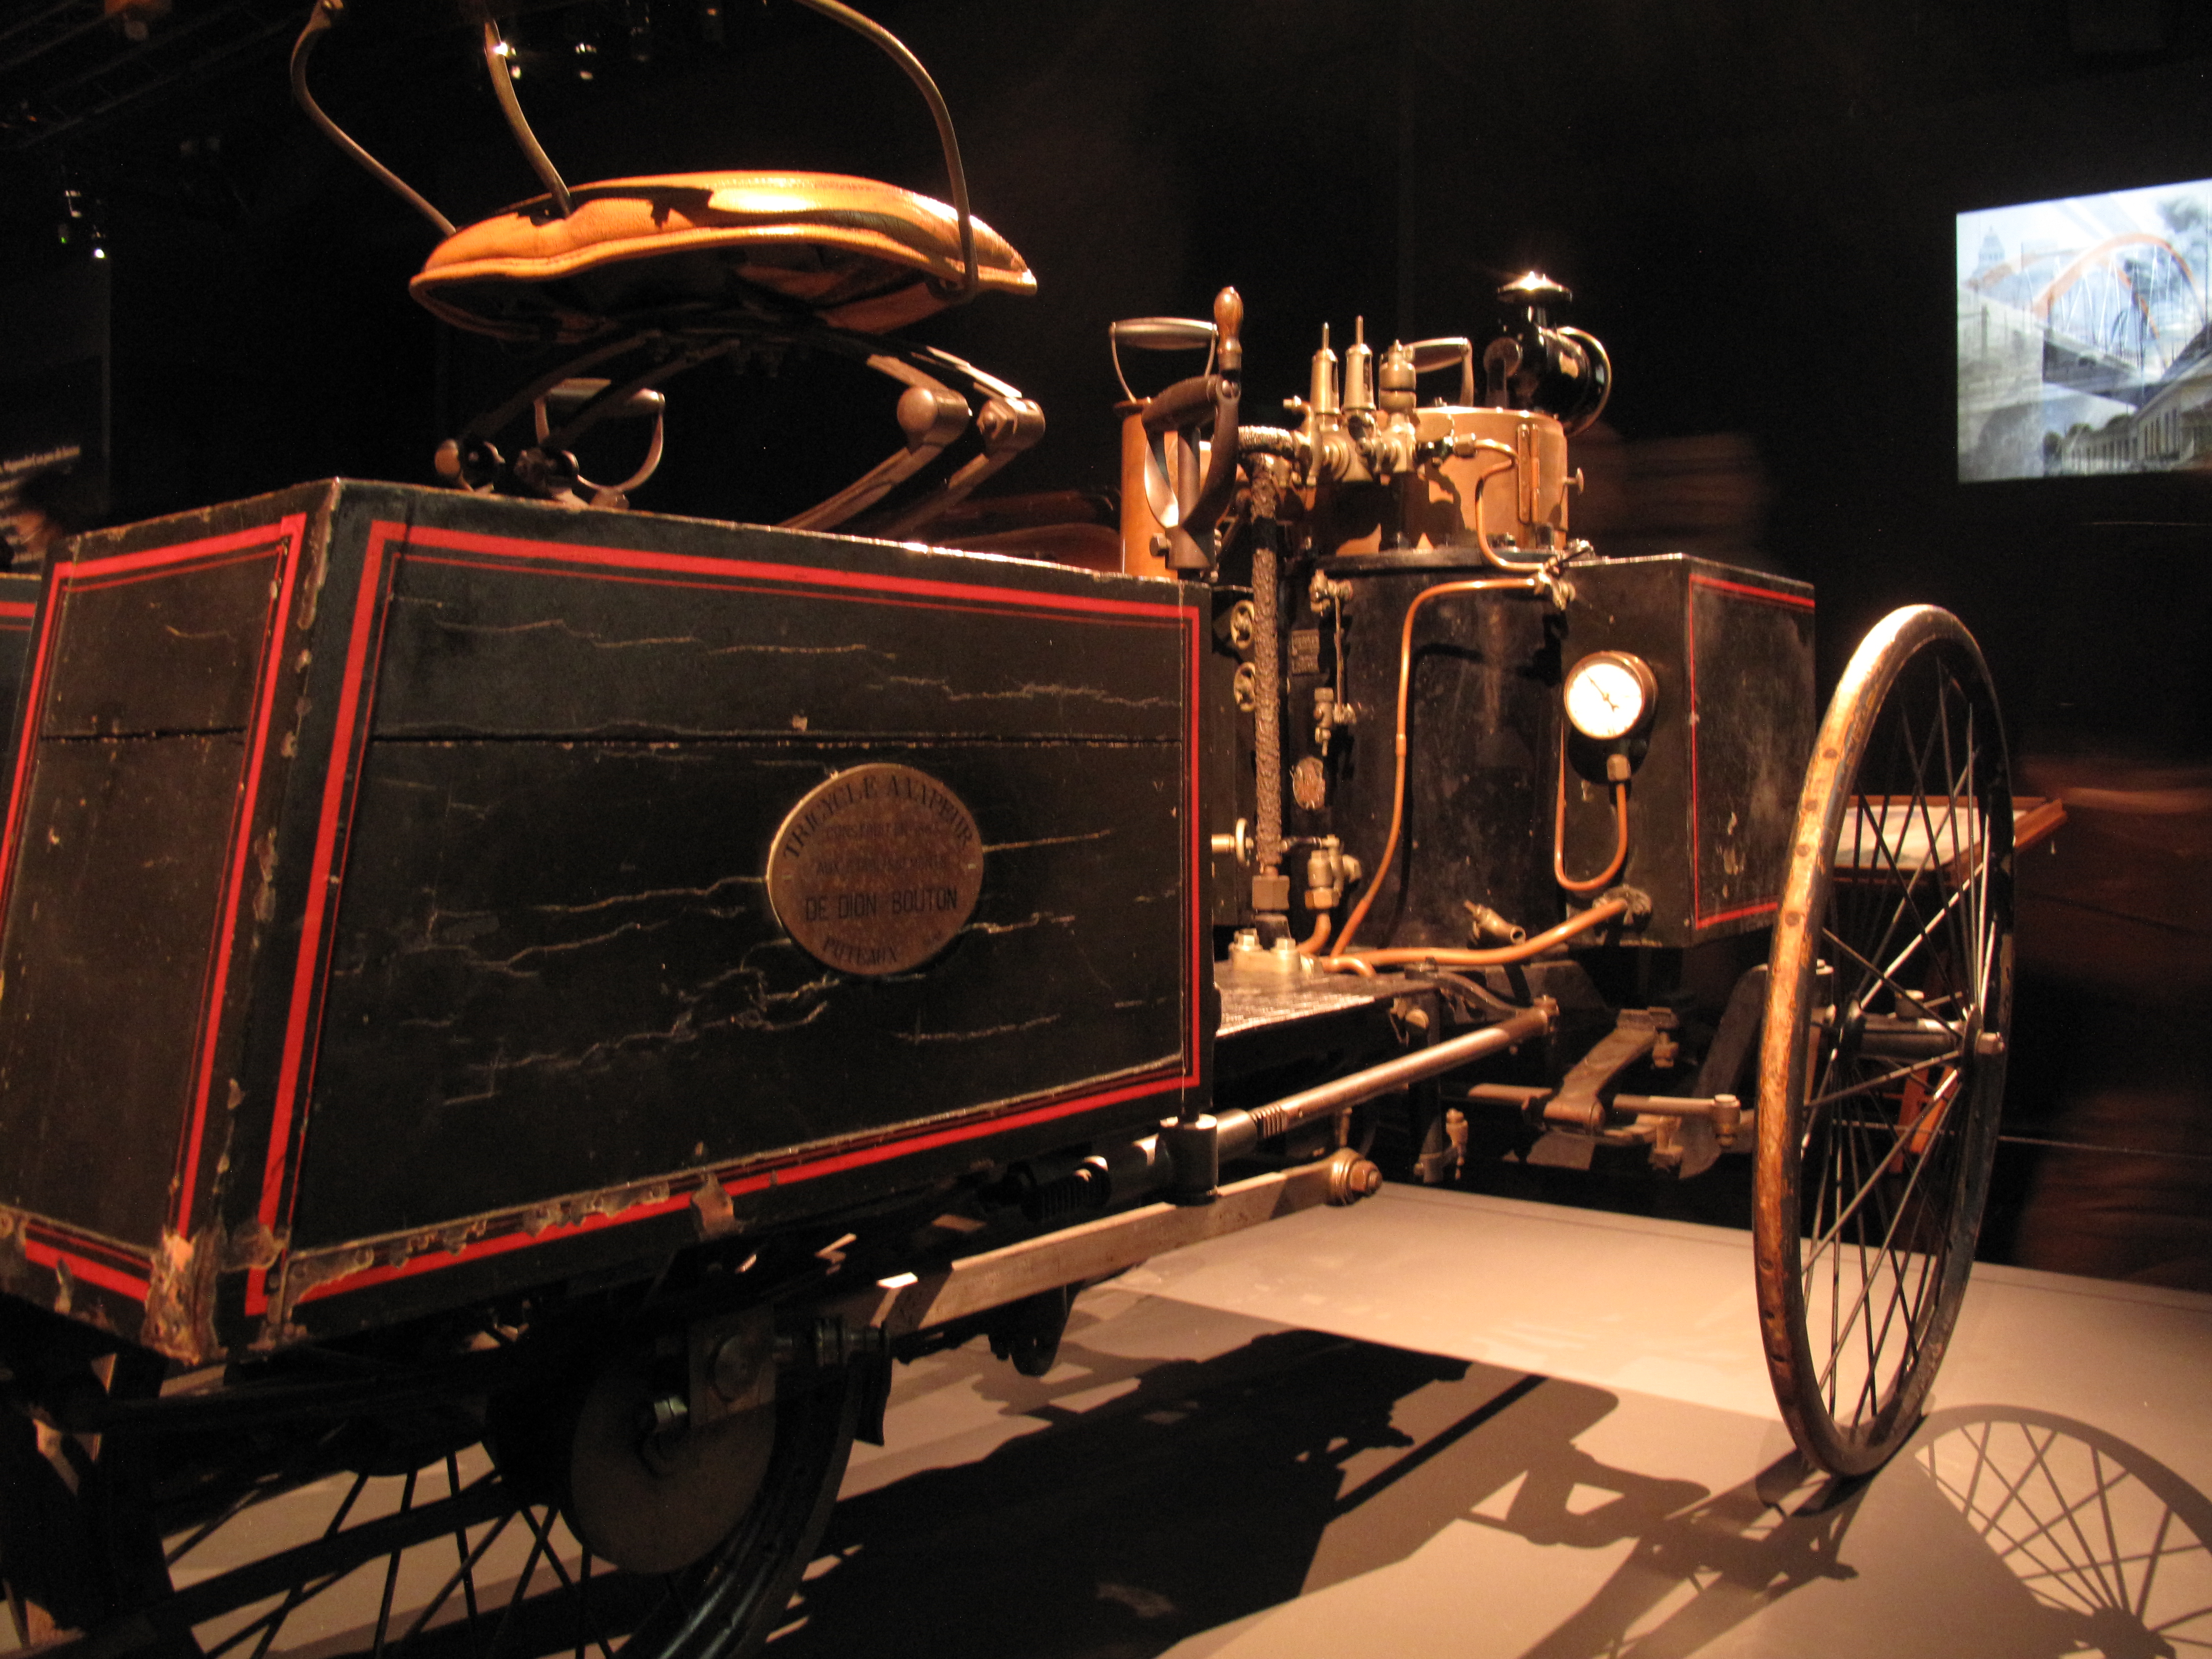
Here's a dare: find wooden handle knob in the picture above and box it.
[1213,286,1244,345]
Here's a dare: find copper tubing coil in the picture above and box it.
[1554,727,1631,894]
[1328,573,1552,960]
[1321,894,1628,974]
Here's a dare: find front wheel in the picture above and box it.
[1755,605,2013,1477]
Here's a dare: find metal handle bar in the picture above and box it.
[1112,318,1216,351]
[1407,336,1476,406]
[1110,317,1217,403]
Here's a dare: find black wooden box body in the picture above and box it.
[1293,551,1810,954]
[1554,556,1815,946]
[0,483,1205,1361]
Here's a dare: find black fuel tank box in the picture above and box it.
[1557,555,1814,947]
[0,482,1207,1360]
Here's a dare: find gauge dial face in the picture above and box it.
[1564,652,1655,741]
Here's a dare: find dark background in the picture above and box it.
[1,0,2206,1285]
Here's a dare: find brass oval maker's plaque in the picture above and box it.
[767,764,984,976]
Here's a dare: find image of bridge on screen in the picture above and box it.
[1958,176,2212,480]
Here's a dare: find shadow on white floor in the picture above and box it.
[777,1186,2212,1659]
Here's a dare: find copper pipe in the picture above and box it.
[1329,575,1549,958]
[1419,442,1546,574]
[1296,912,1333,957]
[1323,895,1627,973]
[1554,729,1631,894]
[1459,448,1553,573]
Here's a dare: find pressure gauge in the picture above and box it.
[1563,651,1656,742]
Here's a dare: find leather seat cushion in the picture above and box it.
[411,171,1034,341]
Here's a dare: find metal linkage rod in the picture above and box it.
[290,0,454,236]
[481,20,572,217]
[790,0,977,297]
[1217,1001,1555,1162]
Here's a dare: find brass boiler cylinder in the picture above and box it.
[1119,402,1211,580]
[1308,407,1575,559]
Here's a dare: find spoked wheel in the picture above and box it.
[1755,605,2014,1478]
[5,1339,859,1659]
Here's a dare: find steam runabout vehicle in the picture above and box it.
[0,3,2050,1653]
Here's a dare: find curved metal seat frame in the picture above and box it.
[289,0,1041,527]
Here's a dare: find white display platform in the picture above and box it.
[788,1186,2212,1659]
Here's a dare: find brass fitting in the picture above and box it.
[1304,836,1363,910]
[1325,1147,1384,1205]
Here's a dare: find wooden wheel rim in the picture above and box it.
[1755,605,2014,1477]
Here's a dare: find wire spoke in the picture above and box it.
[1814,1046,1968,1396]
[485,1513,549,1659]
[447,1452,482,1653]
[89,1213,886,1655]
[1844,726,1954,994]
[168,1424,352,1569]
[1854,1099,1963,1416]
[1907,678,1975,990]
[371,1468,420,1659]
[514,1503,586,1598]
[1873,879,1974,1007]
[1806,1048,1964,1120]
[227,1472,373,1659]
[203,1574,352,1659]
[1818,924,1945,1025]
[394,1512,517,1655]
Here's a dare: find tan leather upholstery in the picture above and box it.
[411,170,1033,342]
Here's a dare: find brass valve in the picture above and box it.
[1378,340,1417,415]
[1342,317,1374,414]
[1312,686,1359,752]
[1304,836,1363,911]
